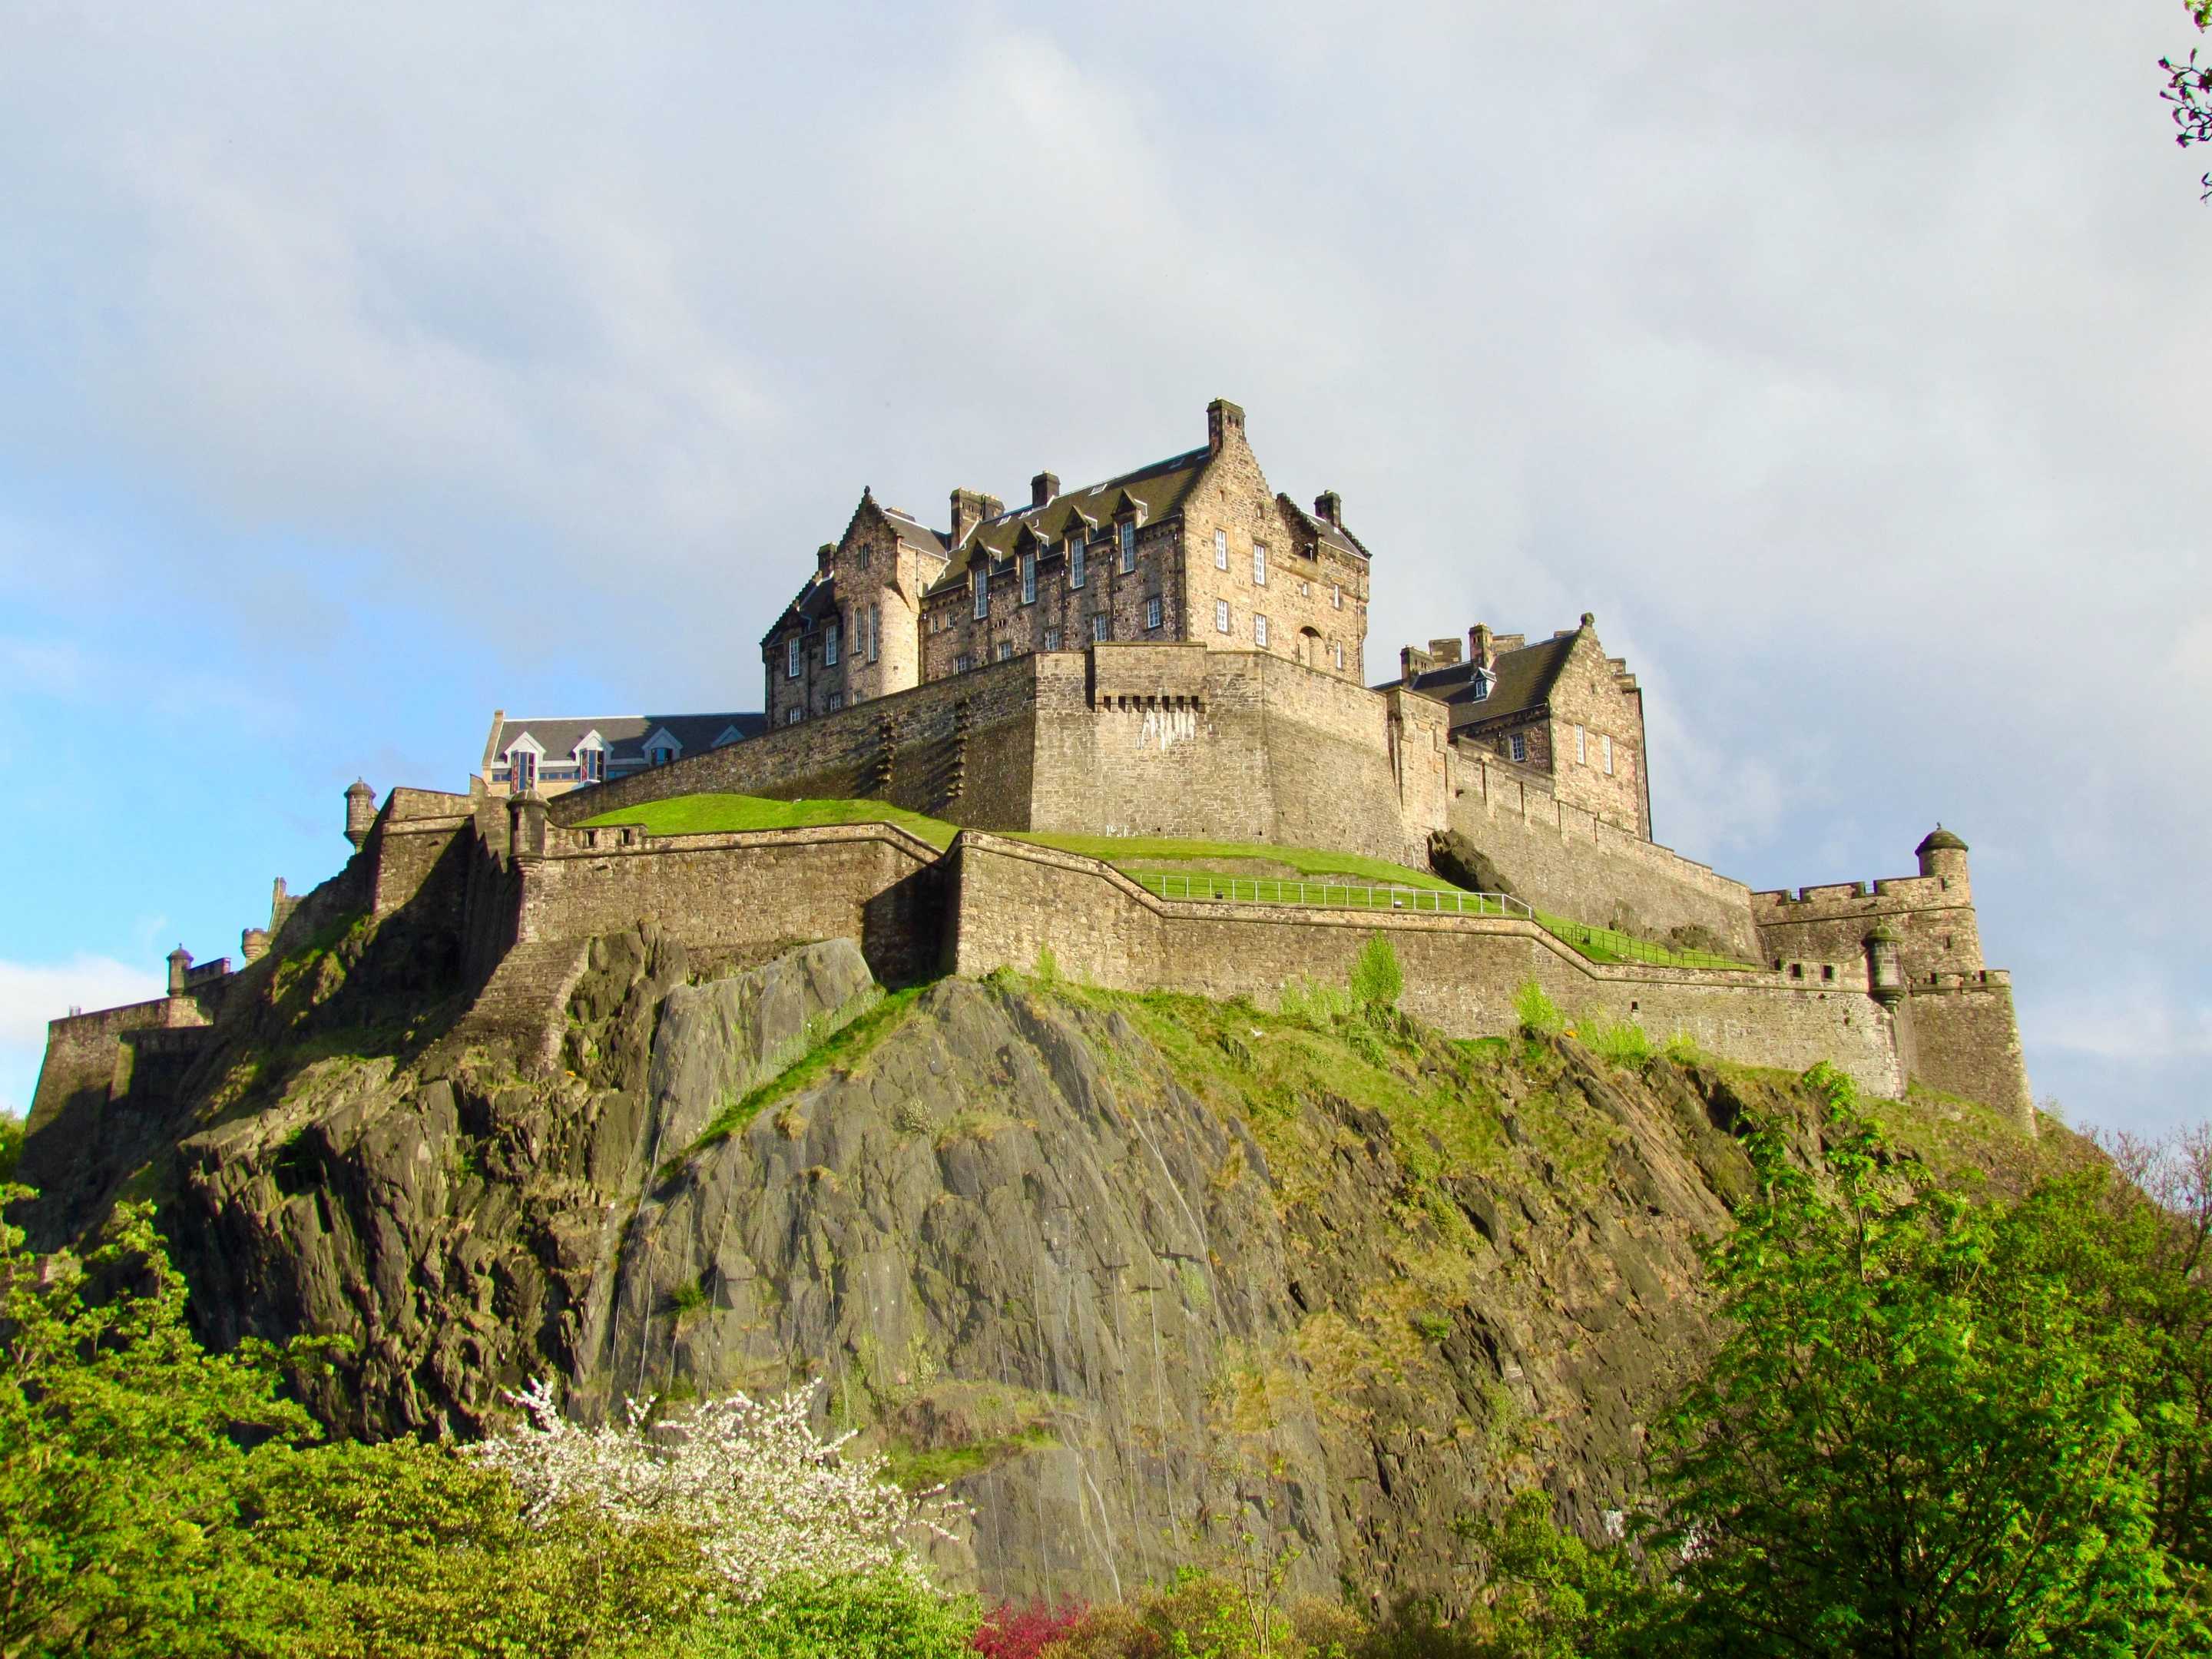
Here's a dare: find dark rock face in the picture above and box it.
[1429,828,1516,898]
[29,922,2038,1611]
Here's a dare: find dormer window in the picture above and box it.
[577,744,604,783]
[1118,521,1136,572]
[972,566,988,620]
[509,748,537,792]
[1021,551,1037,604]
[1070,538,1087,588]
[1471,667,1494,702]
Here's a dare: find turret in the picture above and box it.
[1915,825,1970,892]
[345,779,376,849]
[240,927,270,964]
[508,790,548,860]
[1865,923,1904,1005]
[167,945,192,998]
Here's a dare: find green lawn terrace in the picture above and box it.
[573,793,1757,972]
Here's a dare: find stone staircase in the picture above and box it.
[443,938,594,1072]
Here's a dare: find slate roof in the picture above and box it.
[924,448,1215,595]
[488,712,767,773]
[1394,634,1578,737]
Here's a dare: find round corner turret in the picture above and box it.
[1914,824,1969,884]
[166,944,192,997]
[1863,923,1904,1005]
[345,778,377,850]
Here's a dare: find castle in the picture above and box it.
[28,400,2035,1155]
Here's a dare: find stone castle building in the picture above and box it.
[31,399,2036,1153]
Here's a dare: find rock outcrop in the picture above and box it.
[15,912,2065,1611]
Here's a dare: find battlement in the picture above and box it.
[1751,872,1959,911]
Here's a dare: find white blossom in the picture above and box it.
[467,1377,965,1599]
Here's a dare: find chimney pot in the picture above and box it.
[1031,472,1058,508]
[1206,397,1247,454]
[1314,491,1342,527]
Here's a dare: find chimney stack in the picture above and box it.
[1314,491,1342,527]
[1031,472,1058,508]
[816,542,836,573]
[1426,637,1463,666]
[950,488,1002,546]
[1469,624,1495,672]
[1206,397,1246,455]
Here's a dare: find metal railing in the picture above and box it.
[1532,916,1756,972]
[1126,870,1532,919]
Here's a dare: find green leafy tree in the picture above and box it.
[1647,1072,2207,1656]
[2164,0,2212,199]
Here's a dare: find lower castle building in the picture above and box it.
[29,401,2035,1156]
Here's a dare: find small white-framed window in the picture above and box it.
[1214,528,1229,570]
[1070,539,1087,588]
[827,690,844,710]
[1575,724,1586,764]
[1091,613,1109,643]
[869,603,881,662]
[786,707,803,726]
[1043,628,1061,651]
[1255,614,1270,647]
[1333,642,1343,671]
[510,749,537,791]
[1331,583,1343,610]
[1215,598,1230,634]
[1118,521,1137,572]
[972,566,988,620]
[1253,544,1267,586]
[1021,552,1037,604]
[955,652,972,674]
[1509,733,1527,763]
[786,637,801,678]
[995,639,1013,661]
[578,745,604,783]
[1146,595,1163,631]
[825,620,839,666]
[1603,734,1614,775]
[1472,667,1494,701]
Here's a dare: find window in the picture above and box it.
[786,637,801,678]
[1255,614,1270,647]
[647,741,675,767]
[858,546,872,571]
[1253,544,1267,585]
[1509,733,1527,763]
[1091,613,1109,642]
[825,621,839,667]
[578,746,604,783]
[1043,628,1061,651]
[995,640,1012,661]
[1146,595,1163,631]
[1298,580,1310,598]
[1333,642,1343,671]
[1471,667,1493,702]
[1215,598,1230,634]
[972,567,988,620]
[1575,724,1586,765]
[1331,583,1343,610]
[786,707,803,726]
[869,603,881,662]
[510,749,537,791]
[1070,538,1087,588]
[1603,734,1614,775]
[1118,521,1137,572]
[827,690,843,710]
[955,652,972,674]
[1021,551,1037,604]
[1214,528,1229,570]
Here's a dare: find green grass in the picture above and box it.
[570,793,1752,970]
[576,793,959,849]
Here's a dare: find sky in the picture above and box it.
[2,2,2206,1136]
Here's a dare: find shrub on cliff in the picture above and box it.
[1350,935,1402,1010]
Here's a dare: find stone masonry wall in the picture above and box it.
[1535,631,1649,838]
[1444,746,1760,959]
[1903,979,2034,1124]
[514,821,944,985]
[945,833,1906,1101]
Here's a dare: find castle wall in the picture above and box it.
[26,995,178,1136]
[1750,874,1985,983]
[366,788,476,926]
[1444,747,1760,959]
[514,821,944,985]
[1534,632,1649,838]
[945,833,1906,1101]
[1901,979,2034,1125]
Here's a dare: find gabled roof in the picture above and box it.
[1395,634,1579,736]
[925,447,1214,595]
[489,713,767,770]
[1278,495,1373,561]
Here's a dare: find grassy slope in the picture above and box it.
[573,793,1750,969]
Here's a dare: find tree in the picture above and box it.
[2163,1,2212,200]
[1647,1072,2209,1656]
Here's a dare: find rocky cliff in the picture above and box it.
[15,904,2068,1612]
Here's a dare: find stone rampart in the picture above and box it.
[514,820,945,985]
[1444,746,1759,959]
[366,788,476,924]
[1750,871,1984,982]
[945,833,1906,1101]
